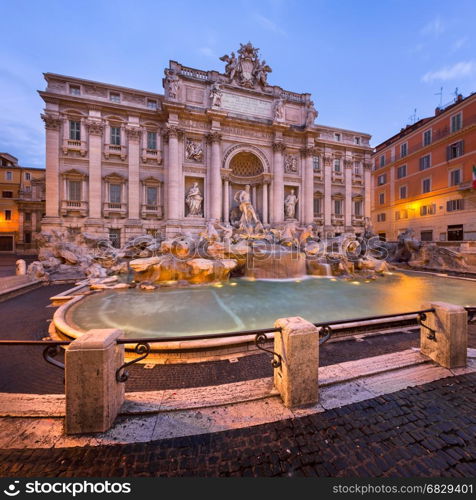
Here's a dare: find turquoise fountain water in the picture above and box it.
[68,271,476,338]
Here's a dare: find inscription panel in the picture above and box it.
[221,91,272,118]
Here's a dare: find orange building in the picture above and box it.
[371,92,476,242]
[0,153,45,253]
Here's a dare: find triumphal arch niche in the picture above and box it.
[40,42,372,244]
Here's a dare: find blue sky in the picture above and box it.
[1,0,475,169]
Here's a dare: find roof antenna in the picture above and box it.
[434,87,443,107]
[408,108,418,125]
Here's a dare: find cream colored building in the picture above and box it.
[40,43,372,246]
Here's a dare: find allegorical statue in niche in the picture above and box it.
[164,70,180,100]
[305,100,318,128]
[209,82,222,108]
[234,184,259,227]
[185,140,203,162]
[273,96,285,122]
[284,189,298,219]
[185,182,203,216]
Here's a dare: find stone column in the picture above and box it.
[262,182,269,225]
[344,158,353,230]
[302,148,314,225]
[65,329,125,434]
[164,125,182,220]
[223,177,230,223]
[85,120,104,219]
[364,160,372,219]
[420,302,467,369]
[272,142,285,224]
[18,211,24,244]
[252,185,257,207]
[126,126,141,220]
[207,132,222,221]
[42,114,61,218]
[323,155,333,230]
[274,316,320,408]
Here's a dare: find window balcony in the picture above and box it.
[103,202,127,218]
[62,139,87,157]
[331,214,344,225]
[104,144,127,160]
[141,148,162,164]
[313,213,324,225]
[60,200,88,217]
[352,173,363,185]
[141,204,164,219]
[332,172,344,184]
[352,215,365,226]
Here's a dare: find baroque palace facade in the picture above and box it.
[40,43,372,246]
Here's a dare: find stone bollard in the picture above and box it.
[420,302,467,369]
[274,316,320,408]
[65,329,125,434]
[15,259,26,276]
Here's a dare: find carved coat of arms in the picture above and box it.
[220,42,272,88]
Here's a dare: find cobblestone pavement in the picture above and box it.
[0,285,475,394]
[0,373,475,477]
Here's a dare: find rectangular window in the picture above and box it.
[147,131,157,150]
[69,120,81,141]
[421,230,433,241]
[333,159,341,172]
[147,99,157,110]
[69,85,81,96]
[447,224,463,241]
[395,211,400,221]
[400,143,408,158]
[447,199,464,212]
[397,165,407,179]
[109,184,122,204]
[354,200,363,216]
[379,155,385,167]
[146,186,157,206]
[312,156,320,172]
[377,213,386,222]
[399,185,407,199]
[422,178,431,194]
[420,204,436,216]
[334,133,341,142]
[379,193,385,205]
[2,191,13,198]
[24,231,32,244]
[354,137,360,145]
[450,169,461,186]
[451,113,462,132]
[110,92,121,103]
[25,172,31,180]
[354,163,361,176]
[313,197,322,215]
[419,155,431,170]
[4,210,12,221]
[447,140,464,160]
[68,180,81,201]
[5,171,12,181]
[25,212,31,222]
[109,229,121,248]
[334,199,343,215]
[423,130,432,146]
[110,127,121,146]
[377,173,387,185]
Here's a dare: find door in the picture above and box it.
[0,235,14,252]
[447,225,463,241]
